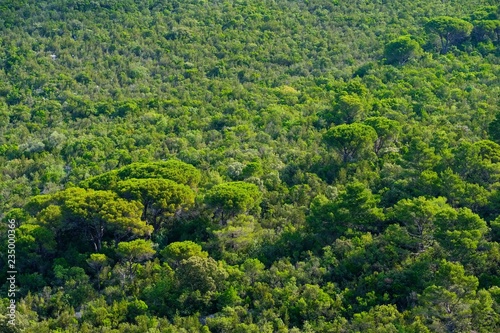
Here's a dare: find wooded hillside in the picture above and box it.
[1,1,500,332]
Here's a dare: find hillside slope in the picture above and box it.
[1,1,500,332]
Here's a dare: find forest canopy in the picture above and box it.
[1,0,500,332]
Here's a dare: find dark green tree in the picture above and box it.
[425,16,474,53]
[363,117,401,156]
[472,20,500,44]
[384,36,423,65]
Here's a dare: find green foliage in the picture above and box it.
[323,123,378,163]
[333,94,366,124]
[117,239,156,264]
[1,0,500,331]
[425,16,474,53]
[205,182,262,221]
[416,260,479,332]
[363,117,401,156]
[489,113,500,143]
[160,241,208,268]
[115,178,195,230]
[82,160,202,190]
[349,305,410,333]
[116,239,156,287]
[27,187,153,251]
[308,182,384,245]
[176,256,227,294]
[472,20,500,44]
[390,196,451,252]
[384,36,423,65]
[87,253,109,291]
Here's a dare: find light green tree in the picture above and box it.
[160,241,208,268]
[205,182,262,223]
[87,253,109,292]
[323,123,377,163]
[33,187,152,252]
[115,178,195,230]
[117,239,156,285]
[390,196,452,252]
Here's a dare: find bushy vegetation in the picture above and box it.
[1,0,500,331]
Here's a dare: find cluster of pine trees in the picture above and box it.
[1,0,500,332]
